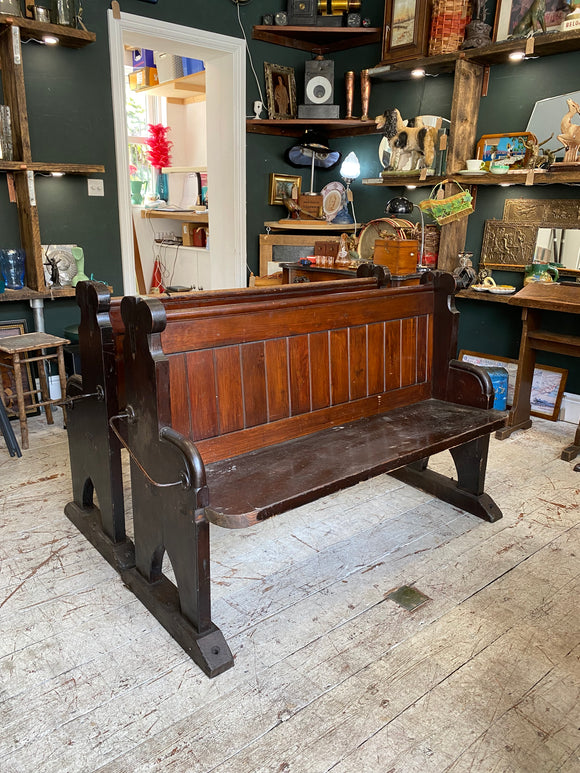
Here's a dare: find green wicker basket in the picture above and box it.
[418,182,473,225]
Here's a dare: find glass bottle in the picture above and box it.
[51,0,76,26]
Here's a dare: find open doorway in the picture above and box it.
[108,10,246,295]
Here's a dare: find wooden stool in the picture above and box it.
[0,332,70,450]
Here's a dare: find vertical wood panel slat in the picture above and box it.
[401,317,418,387]
[265,338,290,421]
[309,331,330,410]
[416,315,428,383]
[330,329,349,404]
[367,322,385,395]
[426,312,433,385]
[168,354,191,438]
[215,346,244,434]
[241,341,268,428]
[289,335,311,415]
[349,325,367,400]
[187,350,218,440]
[385,319,402,392]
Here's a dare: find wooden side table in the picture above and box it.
[496,282,580,464]
[0,332,70,450]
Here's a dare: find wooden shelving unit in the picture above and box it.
[0,15,101,299]
[252,25,381,55]
[364,29,580,271]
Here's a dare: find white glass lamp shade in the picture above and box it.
[340,152,360,181]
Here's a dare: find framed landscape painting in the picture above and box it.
[381,0,431,65]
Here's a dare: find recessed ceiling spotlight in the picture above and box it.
[500,183,513,186]
[411,68,426,78]
[509,51,525,61]
[406,185,417,189]
[43,36,59,45]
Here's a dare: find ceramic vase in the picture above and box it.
[130,179,146,205]
[155,170,169,203]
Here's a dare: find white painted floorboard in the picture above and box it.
[0,411,578,772]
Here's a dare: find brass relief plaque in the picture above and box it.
[503,199,580,223]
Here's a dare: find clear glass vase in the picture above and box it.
[0,248,25,290]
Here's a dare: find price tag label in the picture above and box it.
[7,173,16,203]
[525,169,535,186]
[12,26,21,66]
[27,170,36,206]
[439,133,448,150]
[525,36,535,55]
[419,168,427,181]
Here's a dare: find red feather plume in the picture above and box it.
[146,123,173,169]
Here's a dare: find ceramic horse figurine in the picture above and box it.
[557,98,580,164]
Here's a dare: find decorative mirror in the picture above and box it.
[480,199,580,275]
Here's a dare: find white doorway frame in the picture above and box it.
[108,10,246,294]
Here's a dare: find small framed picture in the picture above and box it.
[380,0,431,65]
[493,0,569,42]
[268,173,302,206]
[476,132,537,170]
[264,63,297,120]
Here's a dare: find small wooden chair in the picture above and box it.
[0,332,70,450]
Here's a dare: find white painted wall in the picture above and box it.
[108,11,245,294]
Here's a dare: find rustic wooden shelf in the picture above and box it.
[363,175,445,187]
[247,118,380,138]
[135,72,205,105]
[363,169,580,187]
[0,285,78,302]
[264,220,360,231]
[252,25,381,55]
[455,288,520,304]
[0,161,105,174]
[0,15,96,47]
[370,29,580,82]
[141,209,209,224]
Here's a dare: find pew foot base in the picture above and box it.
[121,567,234,678]
[65,501,136,571]
[390,466,503,523]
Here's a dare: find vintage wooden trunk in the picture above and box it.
[374,238,419,274]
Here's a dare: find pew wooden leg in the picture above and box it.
[391,437,502,523]
[132,480,234,678]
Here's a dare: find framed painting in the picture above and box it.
[459,350,567,421]
[264,63,297,120]
[268,173,302,205]
[0,320,39,418]
[380,0,431,65]
[476,132,536,170]
[493,0,569,42]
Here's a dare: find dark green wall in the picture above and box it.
[1,0,578,392]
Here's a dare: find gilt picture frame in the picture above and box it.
[268,173,302,206]
[380,0,431,65]
[264,63,297,120]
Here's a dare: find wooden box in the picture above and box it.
[182,223,206,247]
[373,238,418,275]
[298,194,323,219]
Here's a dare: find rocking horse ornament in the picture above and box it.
[556,98,580,166]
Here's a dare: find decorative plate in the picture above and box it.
[488,285,516,294]
[357,218,414,262]
[458,170,486,176]
[42,244,78,286]
[321,181,346,222]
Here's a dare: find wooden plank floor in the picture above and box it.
[0,411,578,772]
